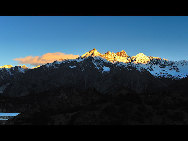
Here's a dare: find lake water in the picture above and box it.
[0,113,20,120]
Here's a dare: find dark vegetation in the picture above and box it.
[2,80,188,125]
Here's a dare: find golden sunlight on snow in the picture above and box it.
[9,49,168,68]
[131,53,150,64]
[0,65,13,68]
[31,65,41,69]
[81,49,162,64]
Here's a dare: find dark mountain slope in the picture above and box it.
[4,81,188,125]
[2,57,170,97]
[0,55,187,125]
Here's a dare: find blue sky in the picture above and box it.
[0,16,188,66]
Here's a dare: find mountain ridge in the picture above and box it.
[1,49,188,125]
[0,48,184,69]
[0,48,188,85]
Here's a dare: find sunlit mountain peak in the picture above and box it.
[0,64,29,69]
[81,48,102,58]
[116,50,129,57]
[163,58,168,61]
[0,65,13,69]
[31,65,41,69]
[81,49,131,63]
[81,49,157,64]
[18,65,28,69]
[131,53,150,64]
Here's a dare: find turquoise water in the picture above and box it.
[0,113,20,116]
[0,118,8,120]
[0,113,20,120]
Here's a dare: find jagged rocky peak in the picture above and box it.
[149,56,162,60]
[116,50,129,57]
[102,51,117,63]
[80,49,171,65]
[19,65,28,69]
[104,51,116,57]
[81,49,131,63]
[0,64,29,69]
[81,48,102,58]
[105,51,112,55]
[0,65,13,69]
[132,53,150,64]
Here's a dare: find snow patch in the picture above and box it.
[18,67,25,73]
[69,66,77,69]
[102,66,110,73]
[45,63,53,68]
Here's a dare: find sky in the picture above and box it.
[0,16,188,67]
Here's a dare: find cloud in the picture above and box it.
[14,52,79,66]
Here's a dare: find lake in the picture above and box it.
[0,113,20,120]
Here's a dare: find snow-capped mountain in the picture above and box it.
[1,49,188,80]
[1,49,188,125]
[0,65,28,82]
[0,65,29,94]
[80,49,188,79]
[21,48,186,80]
[0,65,28,72]
[73,48,188,79]
[0,49,185,98]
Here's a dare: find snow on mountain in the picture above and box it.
[0,65,13,69]
[17,67,26,73]
[131,53,150,64]
[81,48,102,58]
[69,65,77,69]
[117,59,188,79]
[31,65,41,69]
[102,66,110,73]
[79,49,188,79]
[0,49,188,80]
[37,48,188,79]
[0,65,28,73]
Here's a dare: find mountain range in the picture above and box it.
[0,48,188,85]
[1,49,188,125]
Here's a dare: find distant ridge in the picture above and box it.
[0,48,188,80]
[81,48,169,64]
[0,48,176,68]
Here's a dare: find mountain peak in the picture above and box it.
[116,50,128,57]
[80,49,170,64]
[88,48,98,53]
[0,65,30,70]
[132,53,150,64]
[136,53,146,56]
[0,65,13,69]
[20,65,28,69]
[81,48,102,58]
